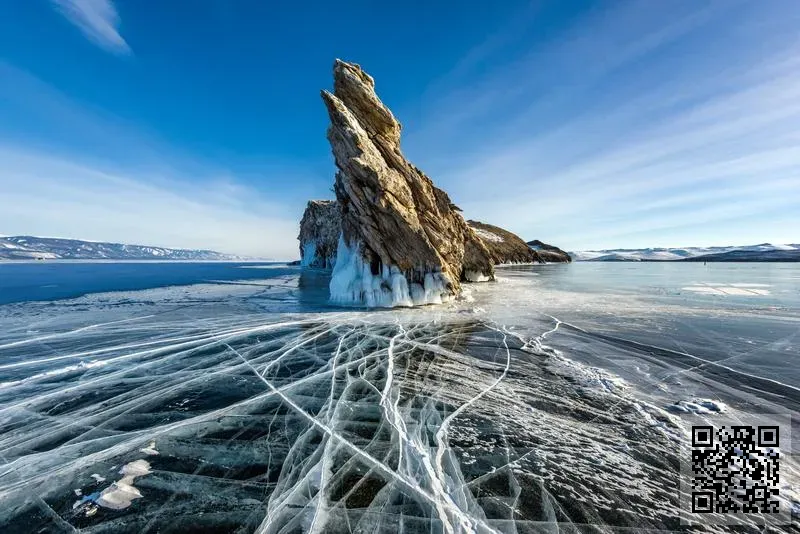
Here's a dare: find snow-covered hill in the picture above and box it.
[0,236,240,261]
[569,244,800,262]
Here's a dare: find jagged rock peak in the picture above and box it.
[329,59,401,146]
[298,200,340,269]
[321,59,494,306]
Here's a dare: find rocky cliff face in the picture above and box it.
[298,200,340,269]
[467,220,540,264]
[527,240,572,263]
[321,60,494,306]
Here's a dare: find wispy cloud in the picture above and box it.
[51,0,131,55]
[404,0,800,249]
[1,146,299,258]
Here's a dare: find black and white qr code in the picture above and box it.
[691,425,780,513]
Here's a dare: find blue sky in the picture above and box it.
[1,0,798,258]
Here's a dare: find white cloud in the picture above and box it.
[51,0,131,55]
[0,146,300,259]
[403,1,800,250]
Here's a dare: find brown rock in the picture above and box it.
[298,200,340,269]
[526,240,572,263]
[467,222,572,264]
[321,60,494,306]
[467,220,540,264]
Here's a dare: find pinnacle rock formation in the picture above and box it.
[298,200,341,269]
[321,59,494,306]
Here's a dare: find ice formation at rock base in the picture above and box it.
[329,236,452,307]
[300,241,318,268]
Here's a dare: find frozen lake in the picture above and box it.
[0,261,797,532]
[0,261,296,305]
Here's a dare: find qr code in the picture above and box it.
[691,425,780,513]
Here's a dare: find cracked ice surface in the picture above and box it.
[0,266,798,533]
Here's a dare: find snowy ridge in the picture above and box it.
[0,236,240,261]
[570,243,800,262]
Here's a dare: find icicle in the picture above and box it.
[328,234,451,307]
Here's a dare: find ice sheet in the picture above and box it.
[0,262,798,532]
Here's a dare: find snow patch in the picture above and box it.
[95,460,152,510]
[140,441,159,455]
[472,228,504,243]
[548,354,629,395]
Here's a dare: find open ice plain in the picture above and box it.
[0,262,798,533]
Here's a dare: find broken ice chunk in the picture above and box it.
[96,481,144,510]
[667,398,727,414]
[140,441,159,455]
[91,459,153,510]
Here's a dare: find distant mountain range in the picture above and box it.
[569,243,800,262]
[0,236,240,261]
